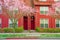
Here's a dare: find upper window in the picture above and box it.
[55,7,60,13]
[54,0,60,2]
[40,19,49,28]
[40,6,49,15]
[9,19,18,28]
[0,19,2,27]
[55,19,60,28]
[39,0,47,1]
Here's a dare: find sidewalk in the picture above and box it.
[0,39,60,40]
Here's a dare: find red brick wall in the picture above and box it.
[0,0,56,29]
[34,0,56,28]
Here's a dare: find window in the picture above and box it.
[56,19,60,28]
[40,6,49,15]
[0,19,2,27]
[40,19,49,28]
[9,19,18,28]
[39,0,47,1]
[55,7,60,13]
[0,4,2,14]
[54,0,60,2]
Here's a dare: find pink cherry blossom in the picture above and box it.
[47,1,60,15]
[2,0,35,13]
[52,2,60,8]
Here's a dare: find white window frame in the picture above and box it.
[40,6,49,15]
[39,0,47,1]
[55,19,60,28]
[40,19,49,28]
[9,19,18,28]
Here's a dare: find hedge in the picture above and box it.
[35,27,60,33]
[0,27,24,33]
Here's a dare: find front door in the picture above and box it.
[23,16,28,30]
[31,16,35,30]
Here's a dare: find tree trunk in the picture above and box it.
[11,18,17,28]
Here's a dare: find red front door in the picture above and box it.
[23,16,28,30]
[31,16,35,30]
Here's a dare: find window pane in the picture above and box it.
[9,23,18,27]
[0,4,2,13]
[0,24,2,27]
[56,24,59,28]
[40,19,44,24]
[40,19,48,28]
[9,24,13,27]
[0,19,2,27]
[40,7,49,11]
[56,19,60,28]
[0,19,1,24]
[54,0,60,2]
[40,11,48,14]
[40,7,49,14]
[40,11,44,14]
[56,20,59,24]
[9,19,12,24]
[40,7,44,11]
[40,24,44,28]
[45,24,48,28]
[45,19,48,23]
[9,19,18,27]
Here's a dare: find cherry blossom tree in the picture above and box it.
[0,0,35,28]
[48,1,60,19]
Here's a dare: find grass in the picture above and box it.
[0,33,60,38]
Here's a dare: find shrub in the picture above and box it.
[35,27,40,32]
[42,28,57,33]
[3,28,14,33]
[43,28,49,32]
[0,28,3,33]
[47,28,55,33]
[54,28,60,33]
[15,26,24,33]
[41,28,60,33]
[35,27,60,33]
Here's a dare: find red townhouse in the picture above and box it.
[0,0,60,30]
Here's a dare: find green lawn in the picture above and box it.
[0,33,60,38]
